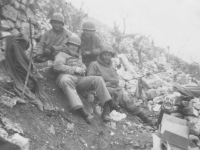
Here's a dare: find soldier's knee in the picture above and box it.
[94,76,104,82]
[60,76,72,86]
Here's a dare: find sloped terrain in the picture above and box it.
[0,62,155,150]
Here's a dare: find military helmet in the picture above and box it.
[101,44,115,57]
[67,34,81,46]
[50,13,64,25]
[82,20,96,31]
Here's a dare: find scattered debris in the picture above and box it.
[0,95,27,108]
[105,122,117,130]
[66,123,74,131]
[48,125,55,135]
[110,110,126,121]
[95,105,102,115]
[1,117,24,134]
[79,137,88,147]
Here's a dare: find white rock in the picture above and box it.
[10,133,29,150]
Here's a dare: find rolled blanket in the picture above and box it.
[5,34,54,111]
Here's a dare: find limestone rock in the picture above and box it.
[20,3,26,11]
[7,20,15,29]
[0,20,11,31]
[1,31,12,37]
[0,0,11,6]
[21,0,28,5]
[194,103,200,110]
[15,20,21,29]
[2,5,18,21]
[17,11,27,21]
[11,29,19,35]
[27,0,34,4]
[13,0,20,9]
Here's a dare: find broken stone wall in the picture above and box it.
[0,0,80,52]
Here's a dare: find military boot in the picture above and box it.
[137,111,156,126]
[102,101,111,121]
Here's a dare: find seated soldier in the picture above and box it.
[80,20,102,67]
[87,44,154,125]
[4,23,53,111]
[53,34,113,124]
[34,13,71,62]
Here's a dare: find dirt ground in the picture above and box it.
[0,61,156,150]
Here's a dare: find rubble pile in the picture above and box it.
[1,0,200,149]
[113,48,200,148]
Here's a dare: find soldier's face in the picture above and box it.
[101,52,112,64]
[68,43,79,53]
[51,20,63,31]
[83,30,95,38]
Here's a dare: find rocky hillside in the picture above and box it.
[1,0,200,150]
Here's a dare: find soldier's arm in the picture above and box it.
[53,52,77,75]
[36,32,48,55]
[90,36,101,56]
[87,62,100,76]
[52,32,71,52]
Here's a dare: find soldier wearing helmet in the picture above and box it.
[35,13,71,62]
[87,44,156,125]
[80,20,102,67]
[53,34,113,124]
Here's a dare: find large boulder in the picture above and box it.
[193,103,200,110]
[2,5,18,21]
[12,0,20,9]
[18,0,28,5]
[17,11,27,21]
[15,20,21,29]
[0,20,12,31]
[1,31,12,37]
[0,0,12,6]
[10,29,19,35]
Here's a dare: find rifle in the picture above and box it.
[21,18,34,98]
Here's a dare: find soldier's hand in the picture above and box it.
[44,48,53,56]
[75,67,85,75]
[83,51,90,55]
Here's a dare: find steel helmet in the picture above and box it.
[82,20,96,31]
[101,44,115,57]
[50,13,64,25]
[67,34,81,46]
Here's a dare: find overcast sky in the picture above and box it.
[69,0,200,63]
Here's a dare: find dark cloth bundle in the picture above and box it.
[5,34,54,111]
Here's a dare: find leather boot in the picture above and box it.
[110,99,121,112]
[76,108,93,124]
[137,111,155,126]
[102,101,111,121]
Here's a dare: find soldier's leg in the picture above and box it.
[57,74,93,124]
[76,76,111,106]
[57,74,83,110]
[77,76,112,121]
